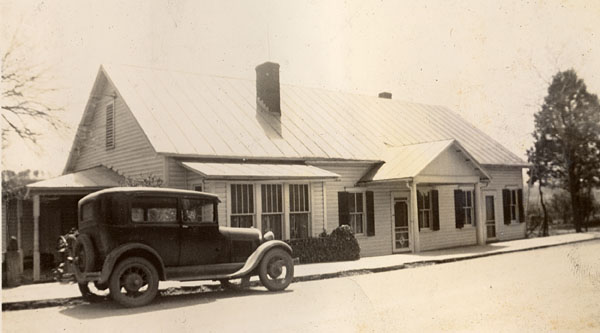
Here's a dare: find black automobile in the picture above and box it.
[59,187,294,307]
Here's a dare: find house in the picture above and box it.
[16,62,527,280]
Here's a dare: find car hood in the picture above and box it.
[219,226,262,242]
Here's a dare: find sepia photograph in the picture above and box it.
[2,1,600,332]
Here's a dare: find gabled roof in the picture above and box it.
[27,166,124,193]
[363,139,491,183]
[67,64,527,171]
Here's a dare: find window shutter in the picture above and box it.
[517,189,525,223]
[366,191,375,236]
[338,192,350,227]
[417,190,423,231]
[454,190,464,229]
[431,189,440,231]
[502,189,511,225]
[472,191,477,227]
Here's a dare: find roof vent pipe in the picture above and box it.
[255,62,281,115]
[378,92,392,99]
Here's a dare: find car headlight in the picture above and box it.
[263,231,275,241]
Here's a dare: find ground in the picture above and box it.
[3,240,600,332]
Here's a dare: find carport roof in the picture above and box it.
[26,166,124,194]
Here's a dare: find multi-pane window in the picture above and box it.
[230,184,254,228]
[510,189,518,222]
[105,103,115,149]
[193,185,203,192]
[290,184,310,239]
[182,198,214,223]
[348,192,364,234]
[131,197,177,223]
[418,190,432,229]
[463,190,474,225]
[261,184,283,239]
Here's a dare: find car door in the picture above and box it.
[179,197,226,266]
[128,195,180,266]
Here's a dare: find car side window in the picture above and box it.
[182,198,215,223]
[131,197,178,223]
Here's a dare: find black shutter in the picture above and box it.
[502,189,511,225]
[517,189,524,223]
[454,190,464,229]
[432,190,440,231]
[338,192,350,226]
[417,190,423,231]
[472,191,477,227]
[366,191,375,236]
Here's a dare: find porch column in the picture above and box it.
[475,183,486,245]
[410,181,420,253]
[33,194,40,281]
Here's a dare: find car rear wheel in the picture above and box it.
[109,257,159,308]
[258,248,294,291]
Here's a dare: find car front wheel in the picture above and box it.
[258,248,294,291]
[109,257,159,308]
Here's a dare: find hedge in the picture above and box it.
[286,225,360,264]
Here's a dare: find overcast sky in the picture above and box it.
[2,0,600,177]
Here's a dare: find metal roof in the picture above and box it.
[365,139,491,182]
[181,162,340,180]
[26,166,124,192]
[99,64,526,166]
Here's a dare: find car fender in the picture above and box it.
[98,243,167,284]
[226,240,292,279]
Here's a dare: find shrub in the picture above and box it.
[286,225,360,264]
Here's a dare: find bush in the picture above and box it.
[286,225,360,264]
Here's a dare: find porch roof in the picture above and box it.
[181,162,340,181]
[26,166,124,194]
[362,139,491,183]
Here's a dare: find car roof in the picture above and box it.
[79,187,221,204]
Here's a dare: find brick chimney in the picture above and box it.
[378,92,392,99]
[256,62,281,115]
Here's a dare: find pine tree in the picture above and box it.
[528,69,600,232]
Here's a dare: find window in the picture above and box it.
[510,189,518,221]
[106,103,115,149]
[131,197,177,223]
[348,192,364,234]
[182,198,214,223]
[290,184,310,239]
[261,184,283,239]
[230,184,254,228]
[418,190,432,229]
[462,190,474,225]
[193,185,203,192]
[81,202,95,221]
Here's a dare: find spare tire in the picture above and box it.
[72,234,95,274]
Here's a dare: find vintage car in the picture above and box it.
[59,187,294,307]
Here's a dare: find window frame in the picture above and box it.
[129,196,178,224]
[344,188,366,235]
[418,189,433,230]
[289,183,311,239]
[509,188,519,223]
[462,190,474,226]
[261,183,284,239]
[229,183,256,228]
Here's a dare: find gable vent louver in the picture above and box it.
[106,103,115,149]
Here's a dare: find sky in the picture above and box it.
[2,0,600,177]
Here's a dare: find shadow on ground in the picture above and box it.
[58,287,292,320]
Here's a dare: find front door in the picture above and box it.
[393,200,410,252]
[485,195,497,240]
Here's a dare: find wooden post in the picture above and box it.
[410,181,420,253]
[475,183,486,245]
[33,194,40,281]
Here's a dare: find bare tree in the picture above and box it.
[1,32,66,148]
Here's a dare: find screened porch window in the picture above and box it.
[230,184,254,228]
[261,184,283,239]
[289,184,310,239]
